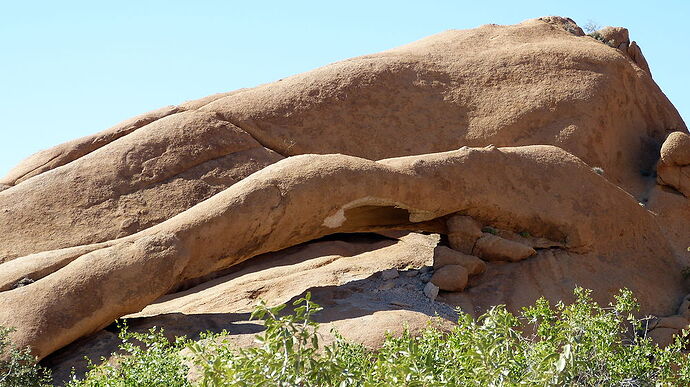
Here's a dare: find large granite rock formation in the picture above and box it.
[0,17,688,379]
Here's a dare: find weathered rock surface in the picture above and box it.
[657,131,690,197]
[676,293,690,319]
[45,232,455,383]
[0,111,283,262]
[655,315,690,330]
[648,327,679,348]
[2,144,684,361]
[381,268,400,280]
[646,314,690,347]
[627,41,651,75]
[423,282,440,301]
[0,16,684,262]
[597,26,630,50]
[0,16,688,372]
[645,295,690,347]
[472,233,537,262]
[432,246,486,275]
[431,265,469,292]
[596,26,651,76]
[446,215,483,254]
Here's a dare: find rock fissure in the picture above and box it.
[7,153,62,186]
[210,113,291,158]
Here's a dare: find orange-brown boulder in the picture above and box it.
[0,16,688,365]
[431,265,469,292]
[0,17,684,263]
[597,26,629,49]
[446,215,483,254]
[472,233,537,262]
[432,246,486,275]
[2,144,685,360]
[657,132,690,197]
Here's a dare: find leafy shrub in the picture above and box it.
[187,293,355,386]
[187,289,690,386]
[67,288,690,386]
[0,326,51,387]
[65,324,190,387]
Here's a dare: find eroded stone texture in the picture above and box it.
[432,246,486,276]
[657,132,690,197]
[1,16,685,262]
[0,17,688,364]
[472,233,537,262]
[431,265,469,292]
[446,215,483,254]
[1,145,685,360]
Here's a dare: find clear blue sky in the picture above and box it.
[1,1,688,176]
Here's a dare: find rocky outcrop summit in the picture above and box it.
[0,16,688,380]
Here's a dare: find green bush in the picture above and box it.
[59,288,690,386]
[0,326,51,387]
[186,289,690,386]
[187,293,353,386]
[65,324,190,387]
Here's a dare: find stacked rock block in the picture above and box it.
[430,215,538,292]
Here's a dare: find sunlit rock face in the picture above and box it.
[0,17,688,377]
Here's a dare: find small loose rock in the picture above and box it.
[424,282,439,301]
[381,269,399,280]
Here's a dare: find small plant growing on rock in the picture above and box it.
[481,226,499,235]
[582,20,616,47]
[587,32,615,47]
[592,166,605,175]
[583,20,601,34]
